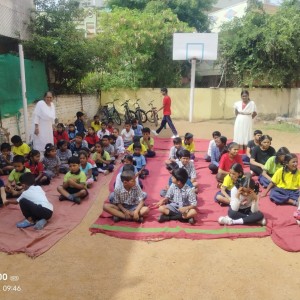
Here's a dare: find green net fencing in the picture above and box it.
[0,54,48,117]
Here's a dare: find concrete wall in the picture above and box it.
[0,0,34,40]
[101,88,297,121]
[1,88,300,143]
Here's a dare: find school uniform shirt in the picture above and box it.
[91,121,101,132]
[182,141,195,153]
[140,137,154,151]
[84,134,99,146]
[251,146,276,165]
[165,183,197,207]
[221,174,235,190]
[17,185,53,211]
[132,124,143,137]
[97,129,110,140]
[64,171,87,187]
[53,131,69,143]
[103,144,115,156]
[271,168,300,190]
[133,154,146,170]
[42,156,61,173]
[114,172,139,189]
[57,149,72,166]
[24,161,44,176]
[70,140,89,155]
[12,143,30,156]
[127,143,147,155]
[92,151,111,162]
[177,161,197,180]
[230,186,259,212]
[0,153,13,168]
[207,139,216,156]
[75,119,86,134]
[169,146,184,160]
[219,153,243,172]
[121,128,134,143]
[8,168,31,183]
[263,156,283,176]
[68,130,78,140]
[247,139,258,155]
[80,162,93,176]
[114,136,125,154]
[210,145,225,167]
[113,184,144,205]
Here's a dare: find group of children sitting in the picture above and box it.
[1,112,300,230]
[205,130,300,226]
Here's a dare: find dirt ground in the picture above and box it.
[1,119,300,300]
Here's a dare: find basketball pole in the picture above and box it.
[189,58,196,122]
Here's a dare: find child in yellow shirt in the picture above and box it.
[182,132,195,160]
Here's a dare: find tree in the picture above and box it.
[218,0,300,87]
[81,8,193,91]
[24,0,95,93]
[106,0,216,32]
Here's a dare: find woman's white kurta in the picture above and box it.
[32,100,56,151]
[233,100,257,145]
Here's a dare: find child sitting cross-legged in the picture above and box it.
[132,142,149,179]
[102,135,116,163]
[204,131,221,162]
[140,127,156,158]
[70,132,89,156]
[11,135,30,159]
[167,137,184,164]
[79,150,94,188]
[103,169,149,223]
[218,175,266,226]
[0,142,14,175]
[182,132,196,160]
[42,143,61,180]
[92,142,114,174]
[160,162,194,197]
[155,168,197,225]
[5,155,31,197]
[25,150,50,185]
[214,163,244,206]
[84,126,99,151]
[3,173,53,230]
[177,149,199,193]
[57,140,72,174]
[126,136,147,155]
[57,156,88,204]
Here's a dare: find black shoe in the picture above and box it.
[113,216,121,223]
[73,197,81,204]
[158,214,170,223]
[59,195,67,201]
[188,217,196,225]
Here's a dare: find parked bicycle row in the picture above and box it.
[97,99,159,126]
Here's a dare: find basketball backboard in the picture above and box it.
[173,33,218,61]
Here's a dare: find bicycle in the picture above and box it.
[146,100,159,126]
[98,99,122,125]
[120,100,136,123]
[133,99,147,124]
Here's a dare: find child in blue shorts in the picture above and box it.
[155,168,197,225]
[132,142,149,179]
[103,169,149,223]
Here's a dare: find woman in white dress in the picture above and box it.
[32,91,56,154]
[233,90,257,151]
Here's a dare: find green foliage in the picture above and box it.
[107,0,216,32]
[218,0,300,88]
[24,0,94,93]
[82,8,193,91]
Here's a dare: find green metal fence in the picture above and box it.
[0,54,48,117]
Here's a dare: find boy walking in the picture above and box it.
[151,87,178,139]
